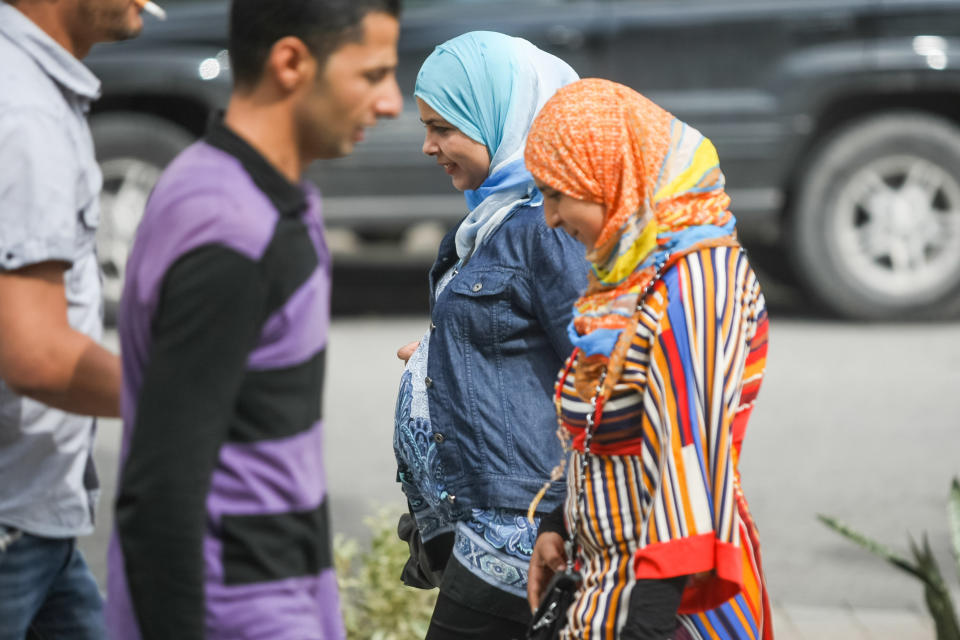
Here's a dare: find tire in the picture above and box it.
[789,112,960,320]
[91,112,195,321]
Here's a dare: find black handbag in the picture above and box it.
[526,253,674,640]
[396,511,451,589]
[527,568,581,639]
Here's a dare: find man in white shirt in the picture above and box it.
[0,1,143,637]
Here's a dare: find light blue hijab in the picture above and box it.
[414,31,579,260]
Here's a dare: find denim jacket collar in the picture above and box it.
[428,219,464,313]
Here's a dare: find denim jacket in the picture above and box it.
[419,203,588,516]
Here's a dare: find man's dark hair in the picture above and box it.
[229,0,400,89]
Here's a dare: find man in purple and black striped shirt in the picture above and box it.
[106,2,402,638]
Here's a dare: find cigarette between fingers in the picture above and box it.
[133,0,167,20]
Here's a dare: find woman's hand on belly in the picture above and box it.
[397,341,420,364]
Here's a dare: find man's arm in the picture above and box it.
[0,261,120,416]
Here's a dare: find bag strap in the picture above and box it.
[562,364,607,567]
[559,251,673,569]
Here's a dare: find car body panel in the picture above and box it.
[83,0,960,317]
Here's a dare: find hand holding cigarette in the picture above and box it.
[133,0,166,20]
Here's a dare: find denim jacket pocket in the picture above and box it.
[447,269,515,347]
[449,269,512,297]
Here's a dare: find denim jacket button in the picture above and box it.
[472,282,483,292]
[433,432,445,444]
[430,321,436,330]
[425,376,433,388]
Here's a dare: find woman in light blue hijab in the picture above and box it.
[414,31,581,260]
[392,32,587,638]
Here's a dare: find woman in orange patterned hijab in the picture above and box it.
[524,79,773,640]
[526,78,738,377]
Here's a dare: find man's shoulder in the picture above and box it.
[156,141,247,192]
[0,35,64,118]
[138,142,281,261]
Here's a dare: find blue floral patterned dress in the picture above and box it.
[393,266,540,600]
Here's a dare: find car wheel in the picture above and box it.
[789,112,960,320]
[91,113,195,319]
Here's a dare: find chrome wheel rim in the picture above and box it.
[832,154,960,304]
[97,157,162,304]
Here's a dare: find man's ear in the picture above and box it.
[265,36,316,93]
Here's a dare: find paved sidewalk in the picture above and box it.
[772,603,933,640]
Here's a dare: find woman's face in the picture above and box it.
[416,98,490,192]
[535,180,606,250]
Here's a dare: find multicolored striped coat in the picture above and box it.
[557,246,772,640]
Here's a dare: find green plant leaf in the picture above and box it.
[907,534,950,592]
[909,534,960,640]
[818,480,960,640]
[817,514,926,580]
[949,476,960,584]
[334,506,438,640]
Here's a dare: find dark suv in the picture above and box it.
[85,0,960,319]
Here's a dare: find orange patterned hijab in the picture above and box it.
[525,79,736,368]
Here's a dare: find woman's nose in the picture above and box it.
[422,134,438,156]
